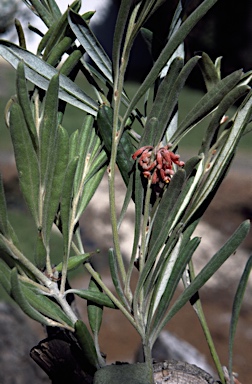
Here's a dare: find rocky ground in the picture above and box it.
[0,153,251,383]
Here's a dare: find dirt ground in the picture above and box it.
[0,154,251,383]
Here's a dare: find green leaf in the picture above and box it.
[60,156,79,252]
[68,10,113,83]
[97,105,135,186]
[22,284,74,327]
[10,103,40,225]
[0,259,12,294]
[112,0,132,79]
[199,52,220,91]
[140,57,184,146]
[151,220,250,344]
[123,0,220,122]
[42,125,69,246]
[74,319,99,370]
[16,61,37,148]
[69,289,117,309]
[171,69,244,145]
[0,174,9,237]
[201,84,250,154]
[149,236,201,342]
[87,276,103,335]
[148,169,186,254]
[228,255,252,379]
[39,73,60,185]
[0,40,98,115]
[10,268,56,326]
[55,253,91,272]
[109,248,128,308]
[43,0,81,60]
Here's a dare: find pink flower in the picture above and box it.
[132,144,184,185]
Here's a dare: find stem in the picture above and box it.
[71,242,141,334]
[188,261,226,384]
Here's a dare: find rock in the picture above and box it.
[0,301,49,384]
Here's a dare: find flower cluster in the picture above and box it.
[132,144,185,185]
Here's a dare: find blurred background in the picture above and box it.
[0,1,252,383]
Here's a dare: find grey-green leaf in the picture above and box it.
[10,103,40,225]
[68,10,113,83]
[0,41,98,115]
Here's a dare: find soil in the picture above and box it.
[0,154,251,383]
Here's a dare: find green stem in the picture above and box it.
[188,261,226,384]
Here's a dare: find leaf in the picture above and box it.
[198,52,220,91]
[0,174,9,237]
[148,169,186,254]
[10,268,57,327]
[74,319,99,370]
[60,156,79,253]
[140,57,184,146]
[112,0,132,79]
[171,69,244,145]
[68,10,113,83]
[22,284,74,327]
[87,276,103,336]
[149,236,201,342]
[55,253,91,272]
[9,103,40,225]
[123,0,220,122]
[69,289,117,309]
[228,255,252,379]
[0,259,11,294]
[0,40,98,115]
[201,84,250,154]
[42,125,69,246]
[152,220,250,343]
[97,105,135,186]
[16,61,37,147]
[109,248,128,307]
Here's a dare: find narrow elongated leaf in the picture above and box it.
[22,284,74,327]
[55,253,91,272]
[149,236,201,342]
[40,74,60,184]
[148,169,186,254]
[201,85,250,154]
[0,174,9,237]
[171,70,243,145]
[228,255,252,379]
[140,57,184,146]
[0,259,11,294]
[42,125,69,246]
[87,276,103,335]
[151,220,250,343]
[199,52,220,91]
[190,91,252,219]
[69,289,117,309]
[0,41,98,115]
[16,61,37,147]
[76,165,106,221]
[10,103,40,225]
[109,248,128,308]
[60,156,79,252]
[97,105,135,186]
[43,0,81,59]
[68,10,113,83]
[74,319,100,369]
[150,234,183,317]
[10,268,57,326]
[123,0,220,121]
[112,0,132,78]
